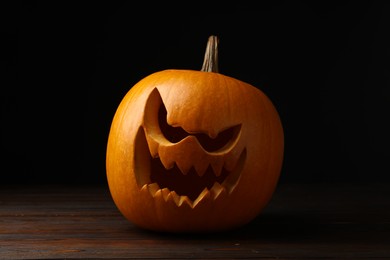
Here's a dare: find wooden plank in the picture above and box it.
[0,183,389,259]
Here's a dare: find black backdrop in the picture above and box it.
[2,1,389,185]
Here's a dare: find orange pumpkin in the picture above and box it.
[106,36,284,233]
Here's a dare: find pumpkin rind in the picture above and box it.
[106,69,284,232]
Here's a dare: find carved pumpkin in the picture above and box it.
[106,36,284,233]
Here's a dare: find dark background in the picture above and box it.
[2,1,389,186]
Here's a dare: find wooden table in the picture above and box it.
[1,182,389,259]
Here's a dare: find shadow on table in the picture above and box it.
[132,209,390,245]
[123,183,390,245]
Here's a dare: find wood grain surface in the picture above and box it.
[1,183,389,259]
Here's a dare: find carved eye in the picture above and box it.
[158,104,241,152]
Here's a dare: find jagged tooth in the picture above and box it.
[194,161,209,177]
[193,188,211,207]
[211,159,224,177]
[159,154,174,170]
[154,189,163,201]
[147,140,159,158]
[208,129,218,139]
[141,184,148,192]
[154,188,170,201]
[210,182,227,199]
[167,191,181,206]
[178,195,193,208]
[150,148,159,158]
[147,183,160,197]
[160,188,170,201]
[175,160,192,175]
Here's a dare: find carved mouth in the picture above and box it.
[135,127,246,208]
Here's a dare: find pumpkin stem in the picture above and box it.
[201,35,219,73]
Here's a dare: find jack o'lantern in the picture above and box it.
[106,36,284,233]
